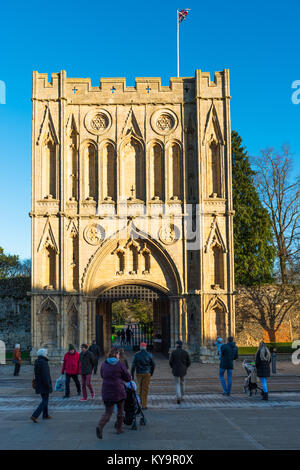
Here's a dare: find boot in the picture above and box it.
[262,392,268,401]
[96,412,111,439]
[116,414,124,434]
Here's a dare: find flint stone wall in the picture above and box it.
[0,278,31,351]
[235,286,300,346]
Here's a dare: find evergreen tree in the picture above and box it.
[232,131,275,285]
[0,246,20,279]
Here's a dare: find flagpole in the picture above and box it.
[177,9,179,77]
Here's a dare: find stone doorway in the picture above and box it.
[95,284,170,357]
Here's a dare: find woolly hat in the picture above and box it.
[176,340,183,347]
[68,344,75,351]
[140,342,147,349]
[216,337,223,343]
[37,348,48,358]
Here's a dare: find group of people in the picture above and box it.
[216,337,272,400]
[22,336,272,436]
[29,339,192,438]
[117,326,133,346]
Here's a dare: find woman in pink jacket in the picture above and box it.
[61,344,81,398]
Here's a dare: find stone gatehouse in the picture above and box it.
[30,69,235,360]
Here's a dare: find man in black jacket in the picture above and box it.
[31,349,53,422]
[169,340,191,404]
[79,344,95,401]
[89,340,101,374]
[219,336,238,396]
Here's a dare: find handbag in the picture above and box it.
[54,374,66,392]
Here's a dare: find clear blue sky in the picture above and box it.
[0,0,299,259]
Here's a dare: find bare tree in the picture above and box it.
[253,146,299,284]
[237,284,300,343]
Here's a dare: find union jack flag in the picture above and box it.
[178,9,190,23]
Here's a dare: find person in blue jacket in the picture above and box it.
[219,336,238,396]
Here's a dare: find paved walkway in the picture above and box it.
[1,354,300,450]
[1,407,300,450]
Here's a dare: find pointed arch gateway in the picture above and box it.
[82,227,182,355]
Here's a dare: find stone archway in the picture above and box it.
[82,230,182,356]
[95,283,170,356]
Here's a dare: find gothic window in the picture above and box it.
[207,141,221,197]
[150,143,162,200]
[69,129,78,200]
[117,251,125,274]
[169,143,181,200]
[129,245,138,274]
[211,244,224,289]
[85,143,97,200]
[69,233,79,291]
[40,302,57,347]
[142,250,151,273]
[103,143,115,200]
[43,140,56,198]
[121,138,144,200]
[210,307,226,340]
[44,246,56,289]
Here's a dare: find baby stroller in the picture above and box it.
[115,381,147,430]
[243,360,262,396]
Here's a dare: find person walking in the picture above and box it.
[79,344,95,401]
[126,326,132,346]
[89,340,101,375]
[219,336,238,396]
[13,344,22,376]
[61,344,81,398]
[169,340,191,404]
[31,349,53,423]
[120,329,126,346]
[255,341,271,400]
[96,348,131,439]
[117,329,121,345]
[131,342,155,410]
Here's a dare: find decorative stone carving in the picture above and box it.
[158,224,178,245]
[84,223,105,246]
[84,109,112,135]
[150,109,178,135]
[157,114,173,131]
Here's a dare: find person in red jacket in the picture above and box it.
[61,344,81,398]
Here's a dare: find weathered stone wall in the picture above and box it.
[0,278,31,350]
[235,286,300,346]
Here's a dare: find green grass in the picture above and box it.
[238,342,293,355]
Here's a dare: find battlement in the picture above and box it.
[32,70,230,102]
